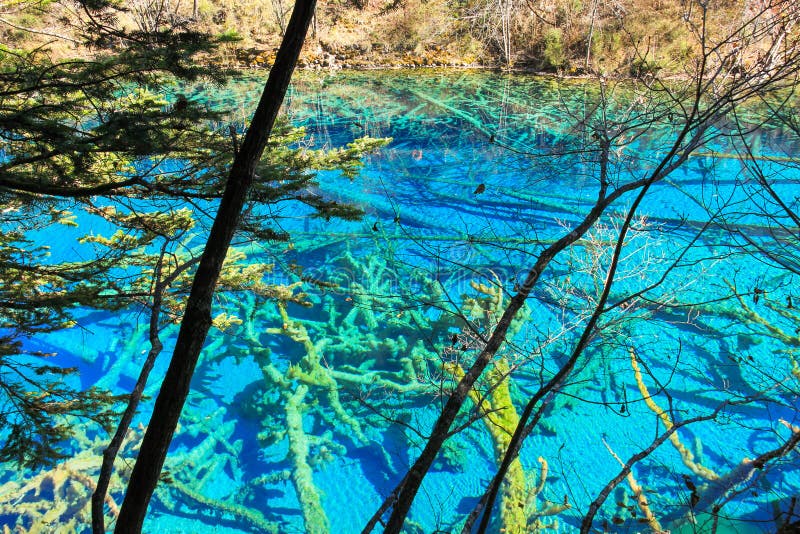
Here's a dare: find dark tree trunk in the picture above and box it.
[113,0,317,530]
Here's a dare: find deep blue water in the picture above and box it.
[2,70,799,533]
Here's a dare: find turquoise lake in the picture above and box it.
[2,70,799,533]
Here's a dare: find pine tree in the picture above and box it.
[0,0,383,478]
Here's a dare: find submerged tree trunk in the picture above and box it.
[113,0,317,530]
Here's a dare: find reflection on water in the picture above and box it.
[2,70,799,533]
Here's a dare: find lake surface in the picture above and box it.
[2,70,799,533]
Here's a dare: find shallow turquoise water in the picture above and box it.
[2,70,799,533]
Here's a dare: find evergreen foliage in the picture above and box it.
[0,0,383,469]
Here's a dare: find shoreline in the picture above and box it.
[230,46,691,82]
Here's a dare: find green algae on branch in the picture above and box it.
[285,385,329,534]
[270,303,366,443]
[194,251,434,532]
[157,479,279,534]
[445,359,525,532]
[208,247,466,530]
[444,274,568,532]
[630,347,719,482]
[446,359,569,533]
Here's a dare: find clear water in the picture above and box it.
[2,70,799,533]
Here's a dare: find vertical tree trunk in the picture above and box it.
[113,0,317,530]
[501,0,513,67]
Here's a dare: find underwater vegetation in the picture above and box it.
[2,67,800,533]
